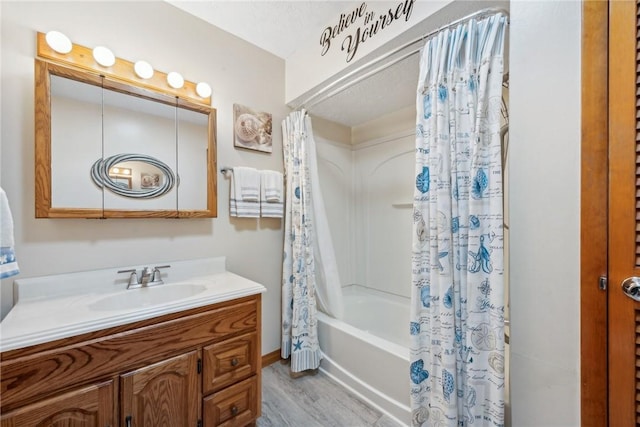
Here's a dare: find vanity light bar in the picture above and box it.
[37,31,212,106]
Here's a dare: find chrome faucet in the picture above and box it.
[118,265,171,289]
[140,267,153,285]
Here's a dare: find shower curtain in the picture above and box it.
[410,14,508,426]
[281,110,344,372]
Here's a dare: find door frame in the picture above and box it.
[581,1,609,426]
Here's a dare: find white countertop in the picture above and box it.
[0,257,266,353]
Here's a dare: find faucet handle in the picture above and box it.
[117,269,139,286]
[152,265,171,282]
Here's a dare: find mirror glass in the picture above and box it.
[177,105,209,211]
[39,62,216,218]
[50,75,103,209]
[102,87,177,211]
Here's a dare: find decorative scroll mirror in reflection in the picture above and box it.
[90,154,176,198]
[35,33,217,218]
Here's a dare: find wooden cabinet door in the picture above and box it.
[121,351,200,427]
[0,380,114,427]
[609,0,640,425]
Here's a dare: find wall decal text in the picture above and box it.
[319,0,417,63]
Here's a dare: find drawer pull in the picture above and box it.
[125,415,132,427]
[231,406,239,416]
[231,358,239,367]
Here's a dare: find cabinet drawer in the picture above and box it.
[203,332,257,394]
[203,376,257,427]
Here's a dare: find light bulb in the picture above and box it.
[45,31,72,54]
[167,72,184,89]
[134,61,154,79]
[93,46,115,67]
[196,82,212,98]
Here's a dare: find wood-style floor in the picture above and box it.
[257,361,403,427]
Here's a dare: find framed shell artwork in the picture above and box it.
[233,104,272,153]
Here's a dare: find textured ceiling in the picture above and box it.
[166,1,358,59]
[307,52,419,127]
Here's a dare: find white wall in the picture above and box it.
[509,1,581,425]
[0,1,288,357]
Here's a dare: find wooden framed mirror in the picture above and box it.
[35,33,217,218]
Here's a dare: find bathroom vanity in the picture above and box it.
[0,257,265,427]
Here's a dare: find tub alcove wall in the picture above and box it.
[314,101,511,426]
[314,111,416,424]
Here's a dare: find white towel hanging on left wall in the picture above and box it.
[0,187,19,279]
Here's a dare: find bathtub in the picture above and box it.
[317,285,411,426]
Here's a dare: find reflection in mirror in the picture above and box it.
[177,105,209,211]
[102,88,177,210]
[50,75,103,209]
[36,59,217,218]
[90,154,176,198]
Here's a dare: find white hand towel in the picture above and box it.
[261,170,283,202]
[237,167,260,202]
[230,167,260,218]
[260,170,284,218]
[0,187,19,279]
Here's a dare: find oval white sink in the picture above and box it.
[89,284,206,311]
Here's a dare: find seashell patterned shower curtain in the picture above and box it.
[281,110,344,372]
[410,13,508,426]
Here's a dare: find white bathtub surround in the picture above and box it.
[317,285,411,425]
[0,257,266,352]
[411,13,508,426]
[281,110,343,372]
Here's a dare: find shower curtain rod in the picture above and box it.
[293,6,509,111]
